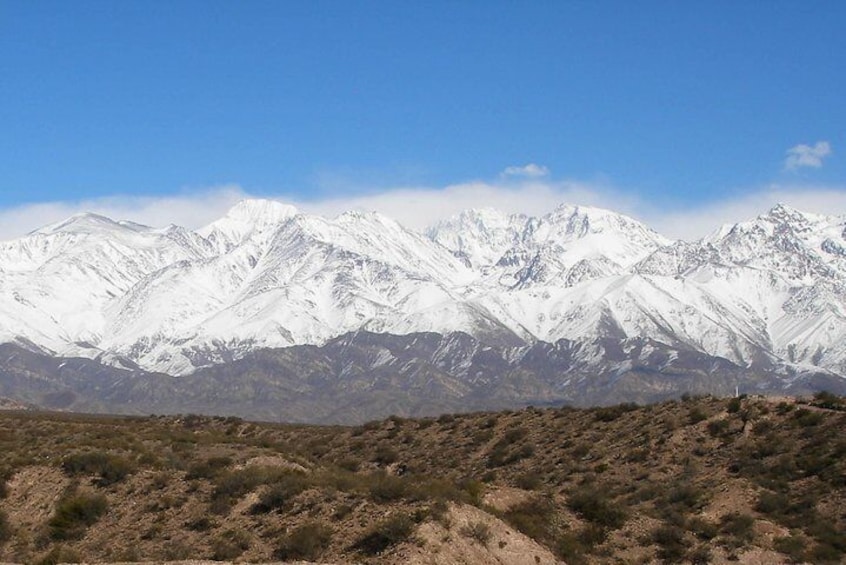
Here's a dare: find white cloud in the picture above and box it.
[0,185,248,241]
[1,178,846,244]
[501,163,550,178]
[298,179,639,231]
[784,141,832,170]
[644,184,846,239]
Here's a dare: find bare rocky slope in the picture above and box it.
[2,332,845,425]
[0,394,844,564]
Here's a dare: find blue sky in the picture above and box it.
[1,1,845,238]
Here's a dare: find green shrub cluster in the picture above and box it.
[250,471,310,513]
[185,456,233,480]
[567,486,627,529]
[61,451,134,486]
[49,492,108,540]
[593,403,638,422]
[209,466,289,514]
[810,391,846,411]
[486,427,534,468]
[503,496,555,542]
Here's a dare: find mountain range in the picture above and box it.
[1,199,845,422]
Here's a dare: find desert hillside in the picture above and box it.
[0,394,844,564]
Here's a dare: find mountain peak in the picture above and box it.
[198,199,298,246]
[767,202,805,220]
[224,199,298,224]
[33,212,145,236]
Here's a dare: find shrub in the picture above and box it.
[755,490,790,516]
[663,483,707,512]
[776,401,794,414]
[593,403,638,422]
[688,407,708,424]
[249,471,309,513]
[806,518,846,559]
[577,523,608,548]
[554,533,588,565]
[460,521,492,545]
[502,496,555,542]
[792,409,823,427]
[718,512,755,548]
[185,456,232,480]
[687,517,718,541]
[774,535,807,563]
[49,492,108,540]
[0,467,11,499]
[727,397,742,414]
[652,524,689,563]
[368,472,410,503]
[211,529,250,560]
[35,545,82,565]
[567,486,626,529]
[185,516,213,531]
[457,478,485,506]
[210,466,287,514]
[687,544,712,564]
[373,444,399,465]
[0,510,10,544]
[486,440,534,468]
[811,391,844,410]
[61,451,134,486]
[336,457,360,472]
[515,471,542,490]
[502,426,528,444]
[706,419,730,437]
[352,513,416,555]
[276,521,333,560]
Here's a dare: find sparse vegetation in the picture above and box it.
[211,528,251,560]
[61,451,134,486]
[566,485,626,529]
[352,512,417,555]
[48,491,108,540]
[459,520,492,545]
[35,545,82,565]
[0,510,11,544]
[249,470,310,513]
[275,521,333,560]
[0,395,842,563]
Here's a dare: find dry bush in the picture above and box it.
[48,492,108,540]
[567,485,626,529]
[0,510,11,544]
[61,451,134,486]
[185,456,232,480]
[250,471,310,513]
[211,528,251,560]
[460,520,492,545]
[35,545,82,565]
[275,521,333,560]
[352,512,417,555]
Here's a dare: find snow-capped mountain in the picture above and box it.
[1,199,845,388]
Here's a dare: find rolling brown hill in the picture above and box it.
[0,393,844,564]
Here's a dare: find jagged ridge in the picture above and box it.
[0,199,845,387]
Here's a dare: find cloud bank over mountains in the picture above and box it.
[1,178,845,242]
